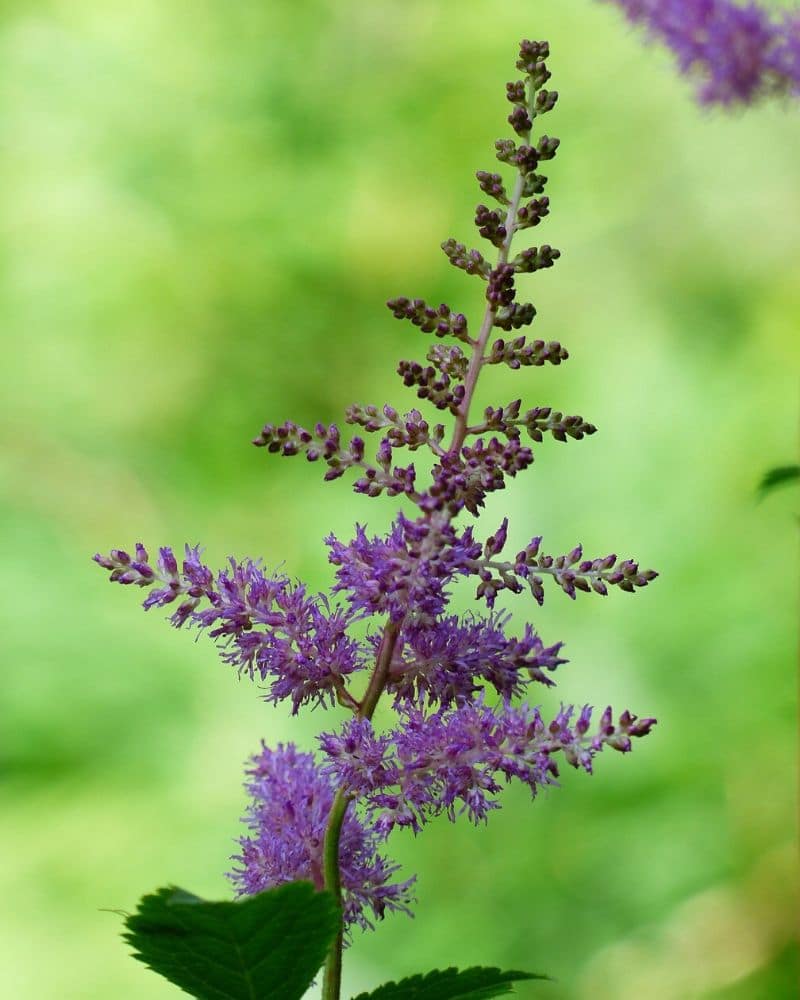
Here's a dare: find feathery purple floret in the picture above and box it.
[604,0,800,104]
[326,514,481,623]
[381,613,567,706]
[230,743,414,932]
[94,39,658,940]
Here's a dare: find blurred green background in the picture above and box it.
[1,1,797,997]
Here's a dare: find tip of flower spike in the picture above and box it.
[517,39,550,74]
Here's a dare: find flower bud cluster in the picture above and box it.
[470,531,658,607]
[507,105,533,136]
[521,171,549,196]
[474,203,508,248]
[494,135,560,170]
[353,442,418,499]
[512,244,560,272]
[427,343,469,379]
[386,297,469,341]
[476,170,510,204]
[397,355,466,413]
[494,302,537,332]
[420,437,536,517]
[94,543,215,625]
[483,265,538,332]
[534,88,559,114]
[440,238,490,279]
[345,403,445,452]
[515,196,550,230]
[252,419,351,464]
[516,38,552,80]
[486,263,516,307]
[252,418,421,498]
[485,335,568,368]
[473,401,597,442]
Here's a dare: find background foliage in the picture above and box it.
[1,1,797,997]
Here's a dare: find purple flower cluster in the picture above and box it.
[381,613,567,706]
[94,544,361,712]
[95,41,658,941]
[321,702,656,833]
[604,0,800,104]
[326,514,481,623]
[231,743,414,931]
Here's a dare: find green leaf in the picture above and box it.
[351,966,548,1000]
[123,881,340,1000]
[758,464,800,498]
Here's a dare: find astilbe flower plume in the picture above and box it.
[321,702,655,834]
[94,544,362,712]
[95,40,658,977]
[380,612,568,706]
[231,743,414,932]
[603,0,800,104]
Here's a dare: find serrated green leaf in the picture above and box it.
[123,881,340,1000]
[350,966,547,1000]
[758,464,800,498]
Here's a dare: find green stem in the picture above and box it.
[319,72,537,1000]
[321,620,402,1000]
[449,145,528,455]
[320,787,350,1000]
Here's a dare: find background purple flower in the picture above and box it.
[604,0,800,103]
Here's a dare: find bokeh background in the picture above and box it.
[1,1,797,997]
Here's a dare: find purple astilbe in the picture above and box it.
[231,743,414,932]
[325,514,481,623]
[94,544,364,712]
[602,0,800,104]
[95,41,658,995]
[321,702,657,834]
[379,613,567,706]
